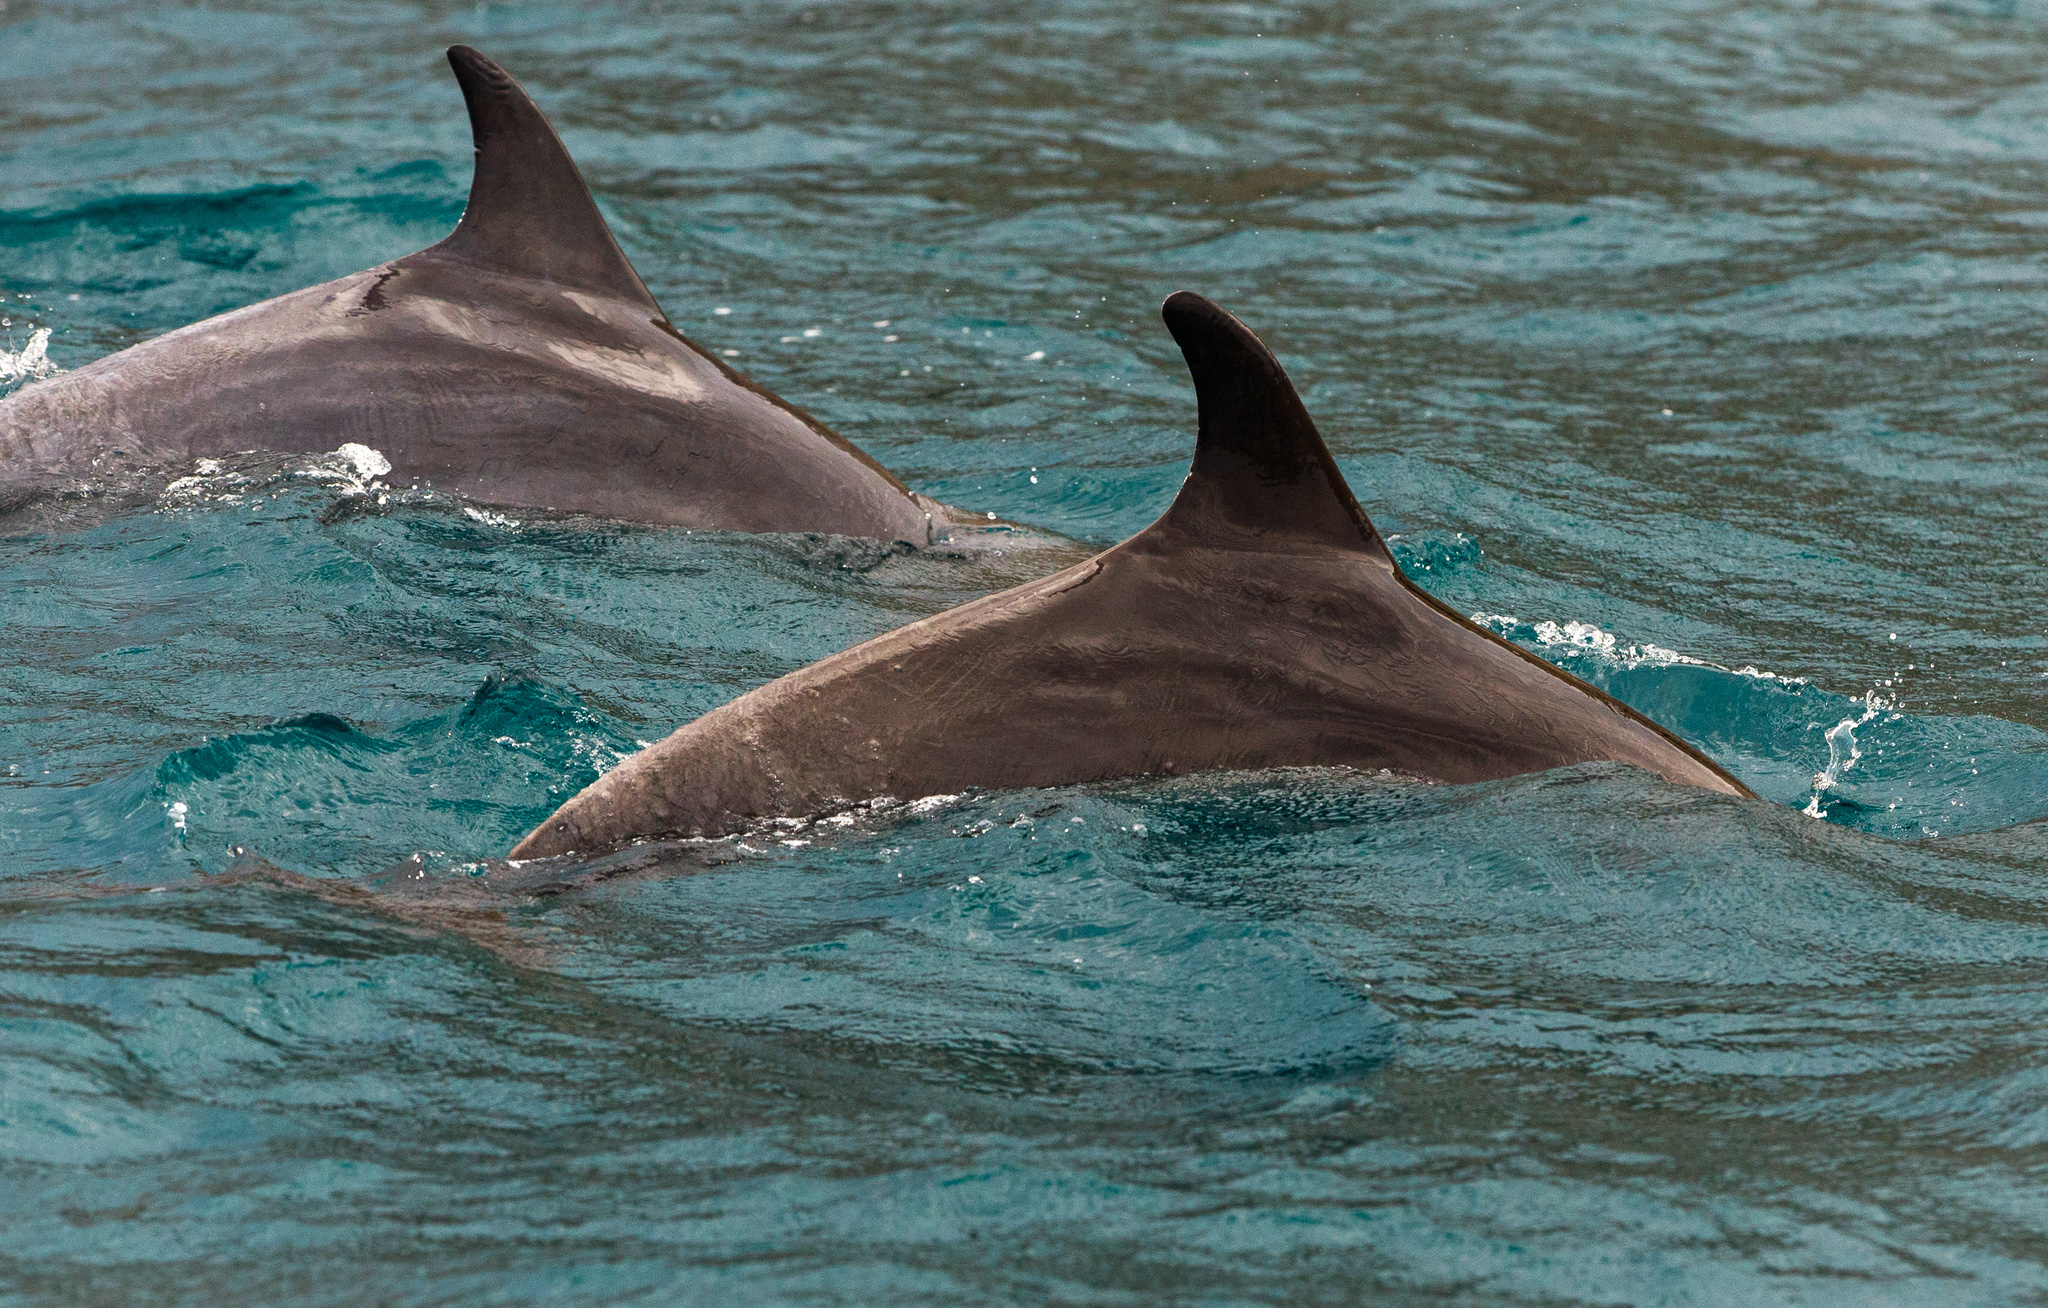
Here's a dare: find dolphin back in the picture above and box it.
[0,46,943,542]
[510,292,1751,862]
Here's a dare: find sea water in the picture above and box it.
[6,0,2048,1301]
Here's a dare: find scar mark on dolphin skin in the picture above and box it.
[925,645,997,718]
[349,267,403,317]
[1038,561,1101,598]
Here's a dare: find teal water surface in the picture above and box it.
[9,0,2048,1301]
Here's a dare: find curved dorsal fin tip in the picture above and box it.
[415,46,661,311]
[1156,291,1380,548]
[1158,290,1327,474]
[446,47,524,132]
[1161,290,1282,378]
[444,45,537,156]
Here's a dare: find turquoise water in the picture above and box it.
[10,0,2048,1300]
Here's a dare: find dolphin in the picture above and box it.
[510,291,1752,860]
[0,46,951,541]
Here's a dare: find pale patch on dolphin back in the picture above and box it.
[538,340,711,405]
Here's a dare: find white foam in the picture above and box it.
[0,327,60,384]
[344,443,391,477]
[299,443,392,496]
[160,455,255,508]
[1532,618,1701,669]
[1473,612,1805,683]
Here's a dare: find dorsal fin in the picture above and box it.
[416,46,661,309]
[1155,291,1385,552]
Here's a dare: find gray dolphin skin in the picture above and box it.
[511,291,1752,860]
[0,46,948,540]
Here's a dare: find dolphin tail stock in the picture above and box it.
[418,45,662,311]
[204,847,565,967]
[1153,290,1389,556]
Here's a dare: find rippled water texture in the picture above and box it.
[8,0,2048,1302]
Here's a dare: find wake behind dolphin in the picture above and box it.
[511,292,1752,860]
[0,47,956,541]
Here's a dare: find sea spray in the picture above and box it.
[0,326,59,386]
[1802,692,1893,818]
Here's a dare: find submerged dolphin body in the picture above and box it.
[511,292,1752,860]
[0,47,947,540]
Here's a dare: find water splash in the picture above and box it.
[1473,613,1692,669]
[569,731,634,780]
[1532,617,1695,668]
[0,326,59,385]
[1802,692,1892,818]
[304,443,391,494]
[159,456,251,508]
[158,444,403,515]
[1472,613,1809,685]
